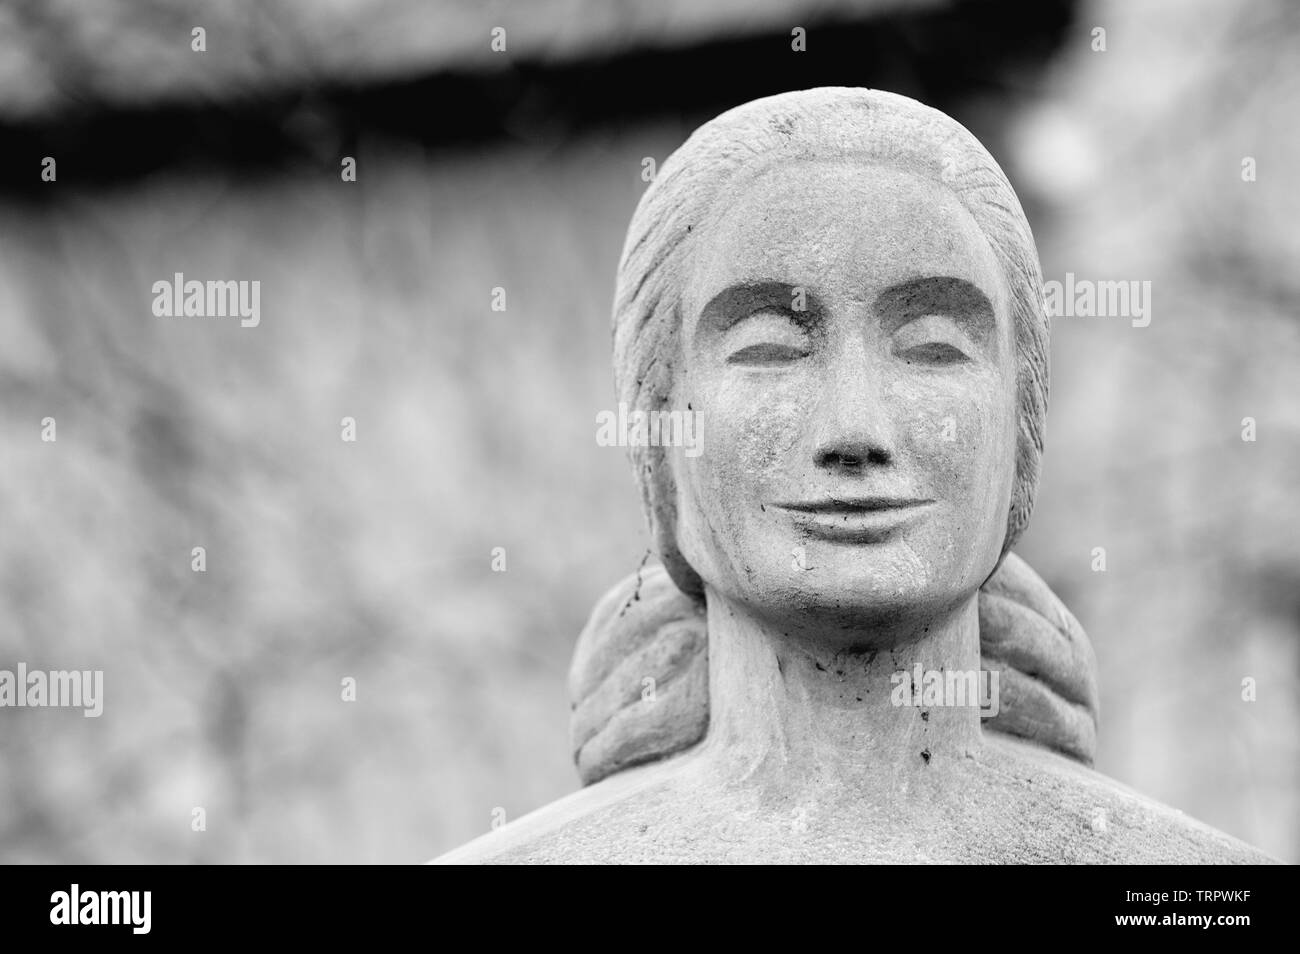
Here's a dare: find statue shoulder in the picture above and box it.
[431,738,1278,864]
[428,759,683,864]
[980,735,1278,864]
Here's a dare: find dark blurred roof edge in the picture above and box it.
[0,0,937,121]
[0,0,1078,195]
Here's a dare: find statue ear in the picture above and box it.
[568,562,707,785]
[977,552,1099,765]
[637,445,704,598]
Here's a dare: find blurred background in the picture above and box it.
[0,0,1296,863]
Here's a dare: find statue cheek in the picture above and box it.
[892,375,1010,497]
[735,396,805,482]
[700,380,805,487]
[673,384,805,587]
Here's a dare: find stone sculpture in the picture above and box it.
[436,88,1273,864]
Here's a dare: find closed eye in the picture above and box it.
[724,309,811,366]
[892,315,975,366]
[898,341,970,365]
[728,342,809,364]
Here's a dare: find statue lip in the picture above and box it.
[770,498,934,542]
[772,497,933,513]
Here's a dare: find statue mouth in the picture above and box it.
[770,498,934,542]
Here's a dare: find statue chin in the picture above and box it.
[701,582,979,652]
[674,515,998,646]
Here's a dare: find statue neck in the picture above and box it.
[697,590,985,792]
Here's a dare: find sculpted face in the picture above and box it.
[673,160,1019,636]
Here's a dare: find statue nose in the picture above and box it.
[811,338,895,471]
[817,446,891,470]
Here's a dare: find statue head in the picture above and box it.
[571,88,1093,786]
[615,87,1048,632]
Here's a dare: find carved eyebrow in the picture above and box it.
[874,276,995,338]
[698,281,818,333]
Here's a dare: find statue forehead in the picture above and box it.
[682,160,1006,321]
